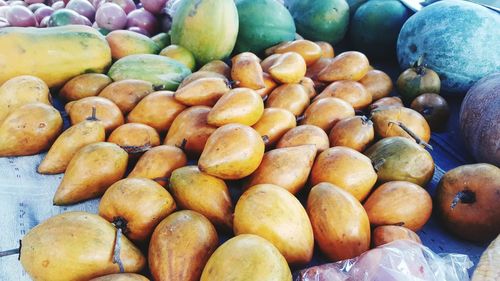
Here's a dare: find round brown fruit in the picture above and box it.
[411,93,449,131]
[363,181,432,231]
[436,163,500,242]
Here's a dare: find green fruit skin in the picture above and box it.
[108,54,191,91]
[346,0,367,17]
[285,0,349,44]
[171,0,239,66]
[48,9,82,27]
[396,67,441,103]
[365,137,434,187]
[235,0,296,55]
[350,0,410,59]
[152,32,171,49]
[397,0,500,94]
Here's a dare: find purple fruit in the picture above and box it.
[126,8,157,35]
[34,6,53,23]
[127,26,150,36]
[51,1,65,10]
[140,0,166,15]
[25,0,45,4]
[28,2,45,12]
[6,5,36,26]
[39,15,49,26]
[80,14,91,25]
[66,0,95,21]
[95,2,126,30]
[8,1,28,6]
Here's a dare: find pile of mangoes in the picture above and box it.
[1,38,499,281]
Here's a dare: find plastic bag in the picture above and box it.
[296,240,473,281]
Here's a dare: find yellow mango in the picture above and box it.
[231,52,266,90]
[128,145,187,186]
[38,114,105,174]
[359,69,393,101]
[301,97,355,132]
[318,51,370,82]
[98,79,154,114]
[60,73,112,101]
[255,72,278,98]
[310,146,377,201]
[305,57,332,82]
[264,41,291,56]
[66,96,124,134]
[299,77,316,99]
[199,60,231,78]
[234,184,314,265]
[126,91,186,133]
[198,124,265,180]
[307,182,371,261]
[99,178,176,242]
[247,145,317,194]
[178,71,229,89]
[276,125,330,153]
[252,108,296,147]
[174,77,231,106]
[260,53,281,73]
[169,166,233,229]
[200,234,292,281]
[207,88,264,126]
[0,103,62,157]
[329,116,374,152]
[315,41,334,58]
[0,75,51,123]
[265,84,310,116]
[149,210,218,281]
[106,30,161,60]
[371,106,431,143]
[274,39,322,66]
[268,52,307,84]
[159,44,196,71]
[53,142,128,205]
[315,80,372,110]
[108,123,160,152]
[164,106,217,157]
[20,212,145,281]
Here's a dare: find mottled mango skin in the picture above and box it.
[397,0,500,94]
[20,212,145,281]
[171,0,239,65]
[0,26,111,87]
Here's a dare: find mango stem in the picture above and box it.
[112,227,125,273]
[86,107,99,121]
[388,121,433,150]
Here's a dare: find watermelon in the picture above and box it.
[285,0,349,44]
[108,54,191,91]
[235,0,296,55]
[170,0,239,66]
[397,0,500,94]
[350,0,410,59]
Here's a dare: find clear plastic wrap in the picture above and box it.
[296,240,473,281]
